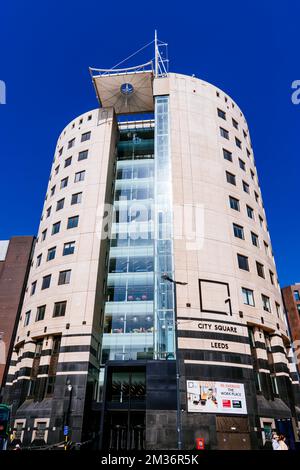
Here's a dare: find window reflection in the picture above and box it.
[116,163,154,180]
[110,233,153,247]
[106,285,153,302]
[104,314,153,334]
[109,371,146,403]
[115,187,154,201]
[115,207,153,223]
[109,257,154,273]
[102,347,153,362]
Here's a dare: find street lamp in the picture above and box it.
[161,273,187,451]
[64,379,73,450]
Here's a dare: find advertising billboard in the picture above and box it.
[187,380,247,414]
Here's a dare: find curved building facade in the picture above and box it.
[3,108,118,445]
[3,68,300,450]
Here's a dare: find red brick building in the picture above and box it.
[0,237,34,388]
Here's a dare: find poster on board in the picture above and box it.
[187,380,247,414]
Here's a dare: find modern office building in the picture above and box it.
[0,237,34,389]
[282,284,300,376]
[3,41,300,450]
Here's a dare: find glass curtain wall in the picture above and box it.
[101,127,155,363]
[153,96,176,359]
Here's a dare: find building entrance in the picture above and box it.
[216,416,251,450]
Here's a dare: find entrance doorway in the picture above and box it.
[216,416,251,450]
[101,365,146,450]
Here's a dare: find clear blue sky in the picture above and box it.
[0,0,299,287]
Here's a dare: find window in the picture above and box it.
[269,271,274,285]
[254,371,262,392]
[217,108,226,120]
[55,165,60,175]
[88,115,92,121]
[46,206,51,218]
[232,118,239,129]
[262,294,271,312]
[239,159,246,171]
[256,262,265,278]
[75,170,85,182]
[50,186,56,197]
[242,288,255,306]
[58,270,71,285]
[251,232,259,247]
[36,254,42,267]
[34,341,43,357]
[52,222,61,235]
[41,229,48,241]
[67,215,79,229]
[250,169,255,180]
[235,137,242,149]
[297,305,300,315]
[46,376,56,396]
[233,223,244,239]
[58,147,63,156]
[24,311,31,326]
[246,205,254,219]
[294,291,300,301]
[31,281,37,296]
[68,138,75,149]
[264,241,269,255]
[79,118,83,124]
[52,336,61,354]
[275,302,281,318]
[259,215,264,227]
[47,246,56,261]
[243,130,247,139]
[81,131,91,142]
[229,196,240,211]
[34,421,47,441]
[223,148,232,161]
[41,274,51,290]
[64,156,72,168]
[53,301,67,318]
[71,192,82,205]
[56,198,64,211]
[248,328,255,348]
[242,181,250,193]
[63,241,75,256]
[270,375,279,395]
[78,150,88,161]
[60,177,68,189]
[36,305,46,322]
[237,254,249,271]
[226,171,236,185]
[247,148,251,158]
[220,127,229,139]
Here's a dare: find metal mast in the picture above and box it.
[155,29,158,77]
[154,30,168,77]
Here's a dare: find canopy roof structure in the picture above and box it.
[89,62,154,115]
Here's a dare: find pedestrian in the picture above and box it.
[271,432,280,450]
[278,434,288,450]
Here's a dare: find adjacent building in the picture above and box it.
[282,284,300,376]
[0,237,34,389]
[2,51,300,449]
